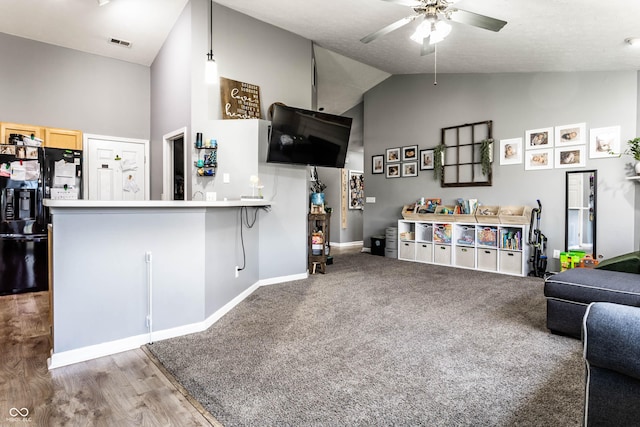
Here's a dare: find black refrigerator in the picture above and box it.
[42,147,83,202]
[0,144,48,295]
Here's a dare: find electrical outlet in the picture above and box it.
[553,249,561,259]
[235,266,239,278]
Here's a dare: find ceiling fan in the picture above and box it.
[360,0,507,56]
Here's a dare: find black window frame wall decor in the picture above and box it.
[440,120,493,187]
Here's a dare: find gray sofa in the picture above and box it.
[544,268,640,338]
[583,302,640,426]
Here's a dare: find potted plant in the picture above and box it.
[613,137,640,174]
[309,167,327,211]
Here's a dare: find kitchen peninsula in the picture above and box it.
[45,199,275,368]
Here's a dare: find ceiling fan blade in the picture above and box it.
[449,8,507,32]
[380,0,422,6]
[360,15,417,44]
[421,39,435,56]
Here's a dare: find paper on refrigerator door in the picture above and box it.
[9,160,40,181]
[53,159,76,187]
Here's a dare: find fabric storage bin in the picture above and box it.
[399,241,416,260]
[499,250,522,274]
[434,244,452,265]
[416,243,433,263]
[477,248,498,271]
[455,247,475,268]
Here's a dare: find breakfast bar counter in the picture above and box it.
[45,199,273,368]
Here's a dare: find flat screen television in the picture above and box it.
[266,104,352,168]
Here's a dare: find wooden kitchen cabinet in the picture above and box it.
[44,127,83,150]
[0,122,44,144]
[0,122,82,149]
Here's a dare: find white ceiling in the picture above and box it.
[2,0,640,113]
[0,0,189,66]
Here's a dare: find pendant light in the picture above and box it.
[205,0,218,84]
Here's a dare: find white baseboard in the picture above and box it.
[258,272,308,286]
[48,334,150,369]
[330,240,364,248]
[361,247,371,253]
[48,272,308,370]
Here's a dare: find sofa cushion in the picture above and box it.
[595,250,640,274]
[544,268,640,307]
[584,302,640,380]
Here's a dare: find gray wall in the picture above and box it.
[150,0,312,281]
[0,32,150,140]
[364,71,638,271]
[317,102,365,245]
[150,1,192,200]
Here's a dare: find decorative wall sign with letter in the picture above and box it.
[220,77,262,119]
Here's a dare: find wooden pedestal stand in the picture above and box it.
[308,212,331,274]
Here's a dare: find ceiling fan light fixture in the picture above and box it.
[625,37,640,47]
[410,20,431,44]
[429,20,451,44]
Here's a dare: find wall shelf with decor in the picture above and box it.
[194,145,217,177]
[397,219,530,277]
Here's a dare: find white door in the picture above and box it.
[85,134,149,201]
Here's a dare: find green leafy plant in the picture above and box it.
[480,138,493,176]
[608,137,640,161]
[433,143,446,181]
[625,137,640,161]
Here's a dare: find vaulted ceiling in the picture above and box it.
[2,0,639,114]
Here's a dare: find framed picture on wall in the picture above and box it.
[348,170,364,209]
[386,147,401,163]
[525,148,553,170]
[555,146,586,168]
[386,163,400,178]
[402,161,418,177]
[499,138,523,165]
[402,145,418,161]
[525,127,554,149]
[419,149,434,170]
[589,125,620,158]
[372,155,384,174]
[555,123,586,146]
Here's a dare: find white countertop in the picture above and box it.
[44,199,272,208]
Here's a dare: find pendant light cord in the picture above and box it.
[207,0,213,59]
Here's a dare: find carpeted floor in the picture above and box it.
[147,253,584,426]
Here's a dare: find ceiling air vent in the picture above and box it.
[109,37,132,48]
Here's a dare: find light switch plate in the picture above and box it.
[366,197,376,203]
[223,173,230,183]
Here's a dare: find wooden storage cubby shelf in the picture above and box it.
[397,219,530,277]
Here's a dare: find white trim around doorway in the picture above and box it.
[162,127,188,201]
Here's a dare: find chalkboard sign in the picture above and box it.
[220,77,262,119]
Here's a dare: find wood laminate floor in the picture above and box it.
[0,291,216,426]
[0,249,362,426]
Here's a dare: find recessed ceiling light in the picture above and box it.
[625,37,640,47]
[97,0,110,6]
